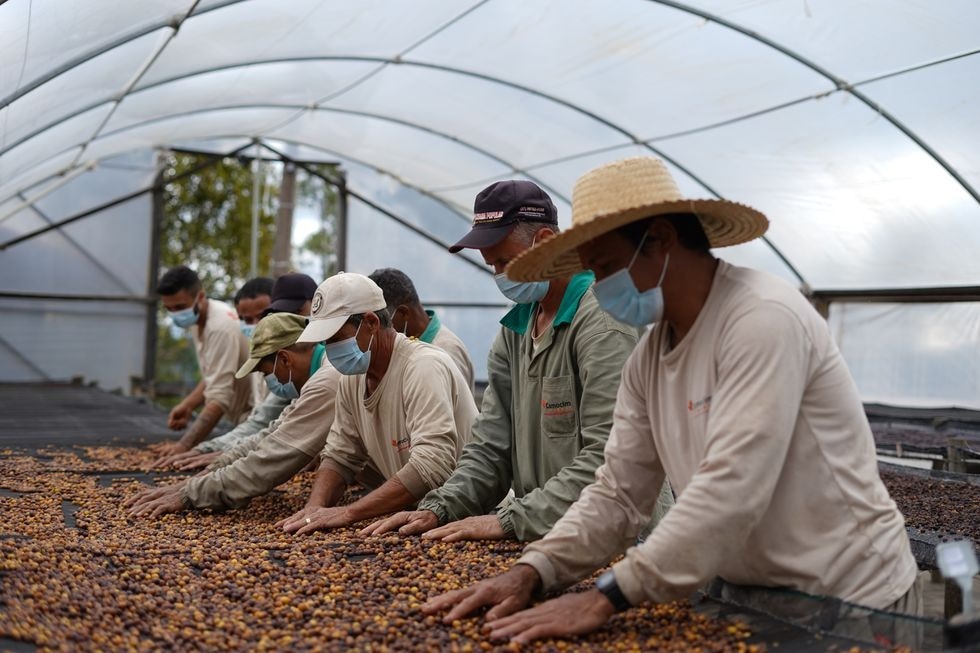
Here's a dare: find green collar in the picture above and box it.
[499,271,595,335]
[419,309,441,344]
[309,343,327,375]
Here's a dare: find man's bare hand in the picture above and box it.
[358,510,439,537]
[421,515,508,543]
[151,443,190,468]
[275,505,322,531]
[422,564,541,623]
[167,404,193,431]
[151,447,199,469]
[174,451,220,470]
[126,482,189,518]
[485,589,615,644]
[281,506,354,534]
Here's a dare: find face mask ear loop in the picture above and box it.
[627,229,651,270]
[656,252,670,287]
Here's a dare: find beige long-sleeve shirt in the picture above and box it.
[319,334,477,499]
[420,310,475,392]
[191,299,253,424]
[519,261,916,610]
[184,354,341,510]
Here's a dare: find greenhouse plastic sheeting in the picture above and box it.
[1,0,978,400]
[0,151,158,391]
[829,302,980,411]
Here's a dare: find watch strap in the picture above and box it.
[596,569,631,612]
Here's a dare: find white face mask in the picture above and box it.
[592,231,669,326]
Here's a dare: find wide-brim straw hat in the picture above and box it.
[505,156,769,281]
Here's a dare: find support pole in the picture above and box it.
[336,176,348,273]
[142,163,165,399]
[270,163,297,277]
[249,148,261,279]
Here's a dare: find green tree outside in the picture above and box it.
[154,152,340,399]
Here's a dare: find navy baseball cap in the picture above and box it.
[264,272,318,315]
[449,180,558,253]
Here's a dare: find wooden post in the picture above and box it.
[948,438,967,473]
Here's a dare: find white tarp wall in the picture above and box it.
[0,151,159,391]
[830,302,980,410]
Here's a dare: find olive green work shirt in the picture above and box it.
[418,272,642,541]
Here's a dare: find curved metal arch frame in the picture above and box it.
[252,138,478,225]
[1,137,486,280]
[0,53,807,284]
[15,0,974,285]
[2,99,552,238]
[256,140,494,277]
[0,0,248,110]
[648,0,980,208]
[94,102,574,207]
[174,134,480,232]
[3,0,974,212]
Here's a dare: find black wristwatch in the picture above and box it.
[595,570,632,612]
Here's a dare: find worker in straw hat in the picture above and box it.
[422,156,921,646]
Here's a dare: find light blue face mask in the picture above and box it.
[325,322,374,376]
[593,231,670,327]
[494,274,549,304]
[265,355,299,400]
[169,300,200,329]
[240,322,256,339]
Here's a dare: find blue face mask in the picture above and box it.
[325,323,374,376]
[495,274,549,304]
[169,300,200,329]
[240,322,256,339]
[593,232,670,327]
[265,355,299,399]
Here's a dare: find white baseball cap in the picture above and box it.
[297,272,387,343]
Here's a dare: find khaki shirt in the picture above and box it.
[319,335,477,499]
[519,262,917,609]
[191,299,253,424]
[183,351,341,510]
[418,272,646,541]
[420,310,475,392]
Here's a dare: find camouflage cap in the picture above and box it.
[235,313,308,378]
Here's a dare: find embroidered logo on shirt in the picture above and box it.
[687,395,711,417]
[541,399,574,418]
[390,436,411,452]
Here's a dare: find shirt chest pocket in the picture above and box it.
[540,375,577,438]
